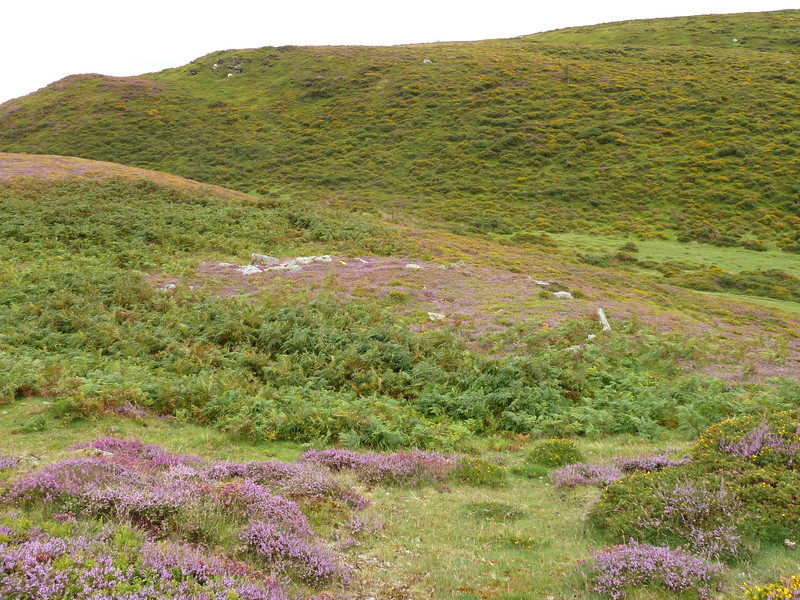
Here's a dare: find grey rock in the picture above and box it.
[251,253,280,265]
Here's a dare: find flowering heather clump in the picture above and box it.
[73,437,203,471]
[0,533,289,600]
[301,448,454,486]
[4,457,135,504]
[638,478,747,560]
[214,480,313,536]
[246,460,369,508]
[719,420,800,462]
[0,456,20,471]
[205,459,369,509]
[615,454,691,474]
[550,462,623,489]
[591,540,724,600]
[745,575,800,600]
[692,411,800,468]
[240,520,349,584]
[1,437,364,591]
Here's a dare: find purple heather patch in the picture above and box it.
[591,540,724,600]
[0,533,289,600]
[300,448,455,486]
[550,462,623,489]
[0,456,20,471]
[1,437,384,592]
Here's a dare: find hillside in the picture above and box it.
[2,152,800,599]
[529,10,800,53]
[2,10,800,599]
[2,10,799,258]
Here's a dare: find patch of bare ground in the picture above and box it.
[0,152,252,202]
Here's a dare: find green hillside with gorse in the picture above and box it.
[1,10,799,600]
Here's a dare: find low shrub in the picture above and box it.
[745,575,800,600]
[591,540,724,600]
[451,456,508,487]
[592,412,800,557]
[526,438,583,467]
[0,531,290,600]
[300,448,454,487]
[551,462,622,489]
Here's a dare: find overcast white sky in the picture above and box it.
[0,1,793,104]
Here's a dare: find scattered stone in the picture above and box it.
[597,307,611,331]
[227,73,234,78]
[189,70,199,75]
[295,255,332,264]
[339,260,347,265]
[158,283,177,291]
[251,253,279,265]
[405,263,422,270]
[427,312,446,321]
[237,265,263,275]
[587,334,597,341]
[218,262,235,267]
[358,258,369,264]
[534,280,550,286]
[785,539,797,550]
[552,291,573,299]
[566,345,581,353]
[732,38,739,42]
[423,59,432,64]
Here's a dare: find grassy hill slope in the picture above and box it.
[2,10,800,256]
[529,9,800,53]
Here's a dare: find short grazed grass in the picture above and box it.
[552,232,800,277]
[698,290,800,314]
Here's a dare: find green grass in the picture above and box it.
[697,290,800,314]
[551,232,800,277]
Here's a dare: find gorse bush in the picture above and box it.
[526,438,583,467]
[590,411,800,560]
[451,456,508,487]
[745,575,800,600]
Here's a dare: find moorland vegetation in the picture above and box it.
[1,8,799,600]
